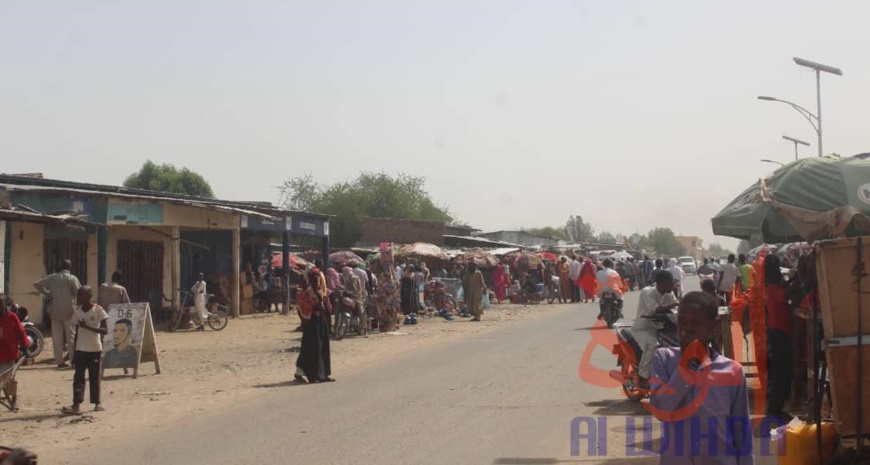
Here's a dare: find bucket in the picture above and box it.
[534,283,545,293]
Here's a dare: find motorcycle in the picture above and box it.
[599,292,623,329]
[12,306,43,359]
[609,313,678,401]
[330,290,367,340]
[0,446,37,465]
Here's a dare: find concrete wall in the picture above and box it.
[8,222,45,324]
[357,217,445,246]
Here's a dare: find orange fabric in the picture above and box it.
[580,274,597,297]
[749,248,768,418]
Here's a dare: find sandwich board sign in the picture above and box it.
[101,302,161,379]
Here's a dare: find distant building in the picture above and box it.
[675,236,704,258]
[475,230,560,248]
[357,217,445,247]
[444,224,480,237]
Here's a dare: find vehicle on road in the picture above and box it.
[599,291,622,328]
[678,256,697,275]
[609,312,678,401]
[330,289,367,340]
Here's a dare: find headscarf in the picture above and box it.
[326,268,341,291]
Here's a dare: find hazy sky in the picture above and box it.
[2,1,868,250]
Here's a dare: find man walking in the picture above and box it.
[717,254,740,305]
[33,259,81,368]
[568,256,582,302]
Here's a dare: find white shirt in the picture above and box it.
[718,263,739,292]
[632,286,677,332]
[667,265,685,282]
[596,268,623,298]
[568,260,582,280]
[73,304,109,352]
[191,280,207,312]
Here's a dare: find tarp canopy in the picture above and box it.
[711,153,870,243]
[329,250,365,268]
[456,250,499,268]
[395,242,449,261]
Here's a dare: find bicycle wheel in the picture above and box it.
[207,307,229,331]
[335,313,348,340]
[168,310,182,332]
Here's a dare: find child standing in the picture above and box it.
[63,286,108,414]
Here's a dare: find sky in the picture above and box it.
[2,1,868,251]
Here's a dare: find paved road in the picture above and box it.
[66,278,772,465]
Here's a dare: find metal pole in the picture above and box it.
[816,69,823,157]
[794,142,799,161]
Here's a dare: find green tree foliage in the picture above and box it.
[596,231,617,244]
[564,215,595,243]
[123,161,215,198]
[522,227,569,241]
[280,172,452,247]
[643,227,687,256]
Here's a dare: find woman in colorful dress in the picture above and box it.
[376,269,400,331]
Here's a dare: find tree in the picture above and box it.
[279,172,452,247]
[123,160,215,198]
[596,231,617,244]
[523,226,569,241]
[564,215,595,243]
[645,227,686,256]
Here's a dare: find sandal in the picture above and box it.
[62,405,82,415]
[293,375,308,383]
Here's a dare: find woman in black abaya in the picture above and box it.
[295,268,334,383]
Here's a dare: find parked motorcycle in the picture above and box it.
[599,291,623,329]
[331,290,367,340]
[609,313,678,401]
[12,307,43,359]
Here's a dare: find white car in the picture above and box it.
[678,256,697,275]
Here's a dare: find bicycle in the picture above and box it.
[169,289,229,332]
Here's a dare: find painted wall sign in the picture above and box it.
[241,215,285,232]
[107,202,164,224]
[289,216,326,236]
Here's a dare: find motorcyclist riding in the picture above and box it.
[596,259,624,319]
[631,270,679,389]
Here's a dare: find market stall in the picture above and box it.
[712,153,870,459]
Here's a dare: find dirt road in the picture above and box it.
[0,300,564,463]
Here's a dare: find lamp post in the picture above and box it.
[758,58,842,158]
[782,135,810,161]
[760,159,785,167]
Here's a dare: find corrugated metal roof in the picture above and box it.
[0,174,332,220]
[1,184,277,221]
[0,208,98,226]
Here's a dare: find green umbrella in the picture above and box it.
[711,153,870,243]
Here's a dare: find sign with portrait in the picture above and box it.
[101,302,161,379]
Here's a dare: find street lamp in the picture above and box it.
[782,135,810,160]
[758,58,842,158]
[760,159,785,167]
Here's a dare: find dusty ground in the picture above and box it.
[0,300,563,460]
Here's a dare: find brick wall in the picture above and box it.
[357,217,445,246]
